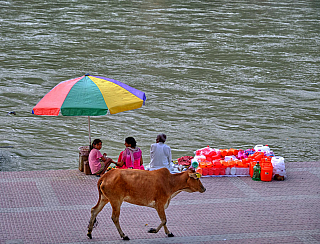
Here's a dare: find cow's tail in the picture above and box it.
[92,177,104,209]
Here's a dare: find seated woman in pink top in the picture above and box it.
[115,137,144,170]
[89,139,116,176]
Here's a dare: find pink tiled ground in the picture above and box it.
[0,161,319,244]
[0,181,43,208]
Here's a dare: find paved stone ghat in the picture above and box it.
[0,161,319,244]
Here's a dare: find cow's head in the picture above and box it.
[184,169,206,193]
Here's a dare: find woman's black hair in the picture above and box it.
[90,139,102,150]
[157,133,167,143]
[125,137,136,148]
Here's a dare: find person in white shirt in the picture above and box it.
[146,133,173,171]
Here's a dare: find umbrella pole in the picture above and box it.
[88,116,91,147]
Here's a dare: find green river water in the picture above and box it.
[0,0,319,171]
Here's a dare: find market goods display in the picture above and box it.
[176,145,286,181]
[177,156,194,166]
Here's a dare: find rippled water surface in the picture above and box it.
[1,0,319,171]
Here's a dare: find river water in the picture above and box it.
[0,0,319,171]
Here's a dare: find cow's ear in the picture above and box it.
[189,173,200,179]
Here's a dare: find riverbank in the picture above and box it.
[1,161,319,244]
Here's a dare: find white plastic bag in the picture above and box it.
[271,156,287,180]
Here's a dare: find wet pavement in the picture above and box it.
[1,161,319,244]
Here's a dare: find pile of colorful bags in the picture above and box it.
[177,145,287,181]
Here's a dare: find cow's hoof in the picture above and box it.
[87,233,92,239]
[148,228,157,233]
[168,233,174,237]
[123,236,130,240]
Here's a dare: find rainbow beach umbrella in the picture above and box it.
[32,74,146,145]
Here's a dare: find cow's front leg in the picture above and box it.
[149,206,174,237]
[87,196,108,239]
[164,224,174,237]
[110,202,129,240]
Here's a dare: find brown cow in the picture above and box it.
[87,167,206,240]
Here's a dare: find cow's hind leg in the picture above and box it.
[148,206,174,237]
[87,195,109,239]
[110,201,129,240]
